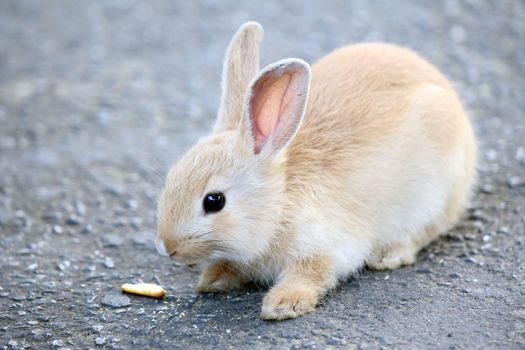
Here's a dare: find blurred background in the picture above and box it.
[1,1,524,349]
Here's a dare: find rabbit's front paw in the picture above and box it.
[195,262,245,293]
[260,284,318,320]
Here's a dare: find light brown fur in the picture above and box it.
[261,255,334,320]
[196,261,247,292]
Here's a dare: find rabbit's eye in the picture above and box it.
[203,192,226,214]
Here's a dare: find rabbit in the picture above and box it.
[155,21,477,320]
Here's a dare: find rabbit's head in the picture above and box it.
[155,22,311,266]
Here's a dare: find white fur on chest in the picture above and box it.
[291,205,371,279]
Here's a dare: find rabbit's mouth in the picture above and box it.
[168,248,210,267]
[169,253,202,266]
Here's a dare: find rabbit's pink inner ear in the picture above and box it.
[250,72,296,153]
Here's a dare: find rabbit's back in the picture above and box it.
[284,43,476,247]
[287,43,473,178]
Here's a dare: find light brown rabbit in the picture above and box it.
[156,22,477,320]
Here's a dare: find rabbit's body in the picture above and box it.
[156,23,477,320]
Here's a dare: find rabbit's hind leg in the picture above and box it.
[366,239,419,270]
[366,221,444,271]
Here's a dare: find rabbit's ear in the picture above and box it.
[214,22,264,133]
[242,59,311,155]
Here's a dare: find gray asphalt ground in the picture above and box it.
[1,1,524,349]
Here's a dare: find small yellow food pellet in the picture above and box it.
[121,283,167,299]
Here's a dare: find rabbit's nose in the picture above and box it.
[155,238,169,257]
